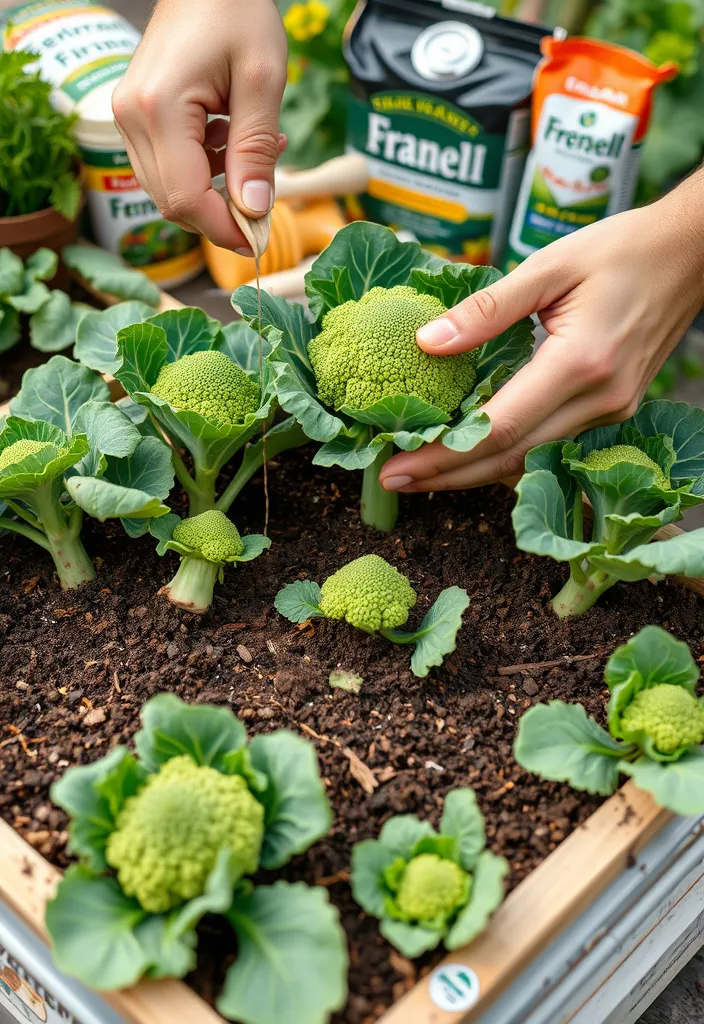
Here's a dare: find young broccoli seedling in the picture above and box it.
[234,222,534,533]
[46,693,347,1024]
[151,509,270,613]
[514,626,704,815]
[274,553,469,677]
[76,305,307,517]
[351,788,508,957]
[512,401,704,616]
[1,357,174,589]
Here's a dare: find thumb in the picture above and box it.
[226,60,287,220]
[416,252,561,355]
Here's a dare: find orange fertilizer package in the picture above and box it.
[503,37,677,270]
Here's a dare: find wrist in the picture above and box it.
[651,167,704,307]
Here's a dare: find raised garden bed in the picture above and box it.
[1,454,703,1023]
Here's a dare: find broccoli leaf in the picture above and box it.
[50,746,146,871]
[633,399,704,489]
[304,221,443,319]
[62,244,161,305]
[513,701,628,796]
[445,850,508,950]
[221,882,348,1024]
[378,815,437,860]
[45,867,152,990]
[0,421,88,500]
[380,918,444,958]
[512,468,604,564]
[588,526,704,581]
[0,248,26,294]
[29,290,85,352]
[146,307,221,361]
[135,692,248,774]
[351,839,400,918]
[605,625,700,694]
[620,751,704,816]
[440,788,486,872]
[219,319,271,373]
[249,730,333,869]
[71,400,141,476]
[382,586,470,678]
[75,300,156,374]
[0,304,20,353]
[9,355,110,431]
[274,579,324,622]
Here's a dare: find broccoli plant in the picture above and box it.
[274,553,469,677]
[351,788,508,957]
[233,221,534,532]
[46,693,347,1024]
[514,627,704,816]
[1,357,174,588]
[75,304,307,516]
[151,509,270,613]
[512,400,704,617]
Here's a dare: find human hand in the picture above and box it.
[112,0,288,254]
[380,173,704,495]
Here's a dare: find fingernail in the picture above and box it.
[241,180,273,213]
[235,247,254,257]
[382,475,413,491]
[417,318,458,348]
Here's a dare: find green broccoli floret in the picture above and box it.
[619,683,704,754]
[172,509,244,563]
[387,854,471,928]
[583,444,669,489]
[319,553,417,633]
[105,754,265,914]
[151,349,261,425]
[308,285,477,415]
[0,438,56,470]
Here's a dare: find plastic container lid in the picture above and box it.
[71,80,123,150]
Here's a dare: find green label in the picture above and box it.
[346,91,510,259]
[518,166,609,249]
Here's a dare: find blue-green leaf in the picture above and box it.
[75,300,156,374]
[440,788,486,871]
[274,580,324,622]
[514,701,627,796]
[134,692,247,773]
[620,751,704,815]
[62,245,160,305]
[513,468,602,563]
[221,882,348,1024]
[249,730,332,869]
[146,307,222,361]
[9,356,110,431]
[29,290,84,352]
[445,850,508,950]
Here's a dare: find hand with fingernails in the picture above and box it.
[112,0,287,257]
[380,170,704,496]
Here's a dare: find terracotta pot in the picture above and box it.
[0,205,79,289]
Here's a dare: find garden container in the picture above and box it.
[0,205,78,287]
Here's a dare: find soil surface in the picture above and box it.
[1,450,703,1024]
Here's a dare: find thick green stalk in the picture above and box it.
[551,567,616,618]
[33,487,95,589]
[161,556,219,613]
[361,443,398,533]
[188,466,219,516]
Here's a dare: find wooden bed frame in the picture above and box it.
[1,263,703,1024]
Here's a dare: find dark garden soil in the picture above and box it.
[1,448,703,1024]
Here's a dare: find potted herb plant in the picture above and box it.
[0,51,82,260]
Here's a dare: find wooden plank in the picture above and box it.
[380,783,670,1024]
[0,818,221,1024]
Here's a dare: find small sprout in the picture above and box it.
[351,788,507,958]
[514,626,704,816]
[275,554,469,678]
[152,509,270,614]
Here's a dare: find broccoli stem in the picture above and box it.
[216,418,309,514]
[361,443,398,533]
[188,467,219,516]
[551,566,616,618]
[161,555,219,613]
[32,487,95,590]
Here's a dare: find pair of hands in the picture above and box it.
[113,0,704,494]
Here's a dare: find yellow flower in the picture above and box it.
[287,58,304,84]
[284,0,330,42]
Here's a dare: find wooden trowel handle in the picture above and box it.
[274,153,369,201]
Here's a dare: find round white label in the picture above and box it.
[428,964,481,1012]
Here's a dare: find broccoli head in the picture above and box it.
[151,349,261,425]
[172,509,244,564]
[308,285,477,414]
[583,444,669,489]
[0,438,56,470]
[387,853,471,929]
[619,683,704,755]
[319,554,417,633]
[105,754,265,913]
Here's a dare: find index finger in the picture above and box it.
[148,101,249,250]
